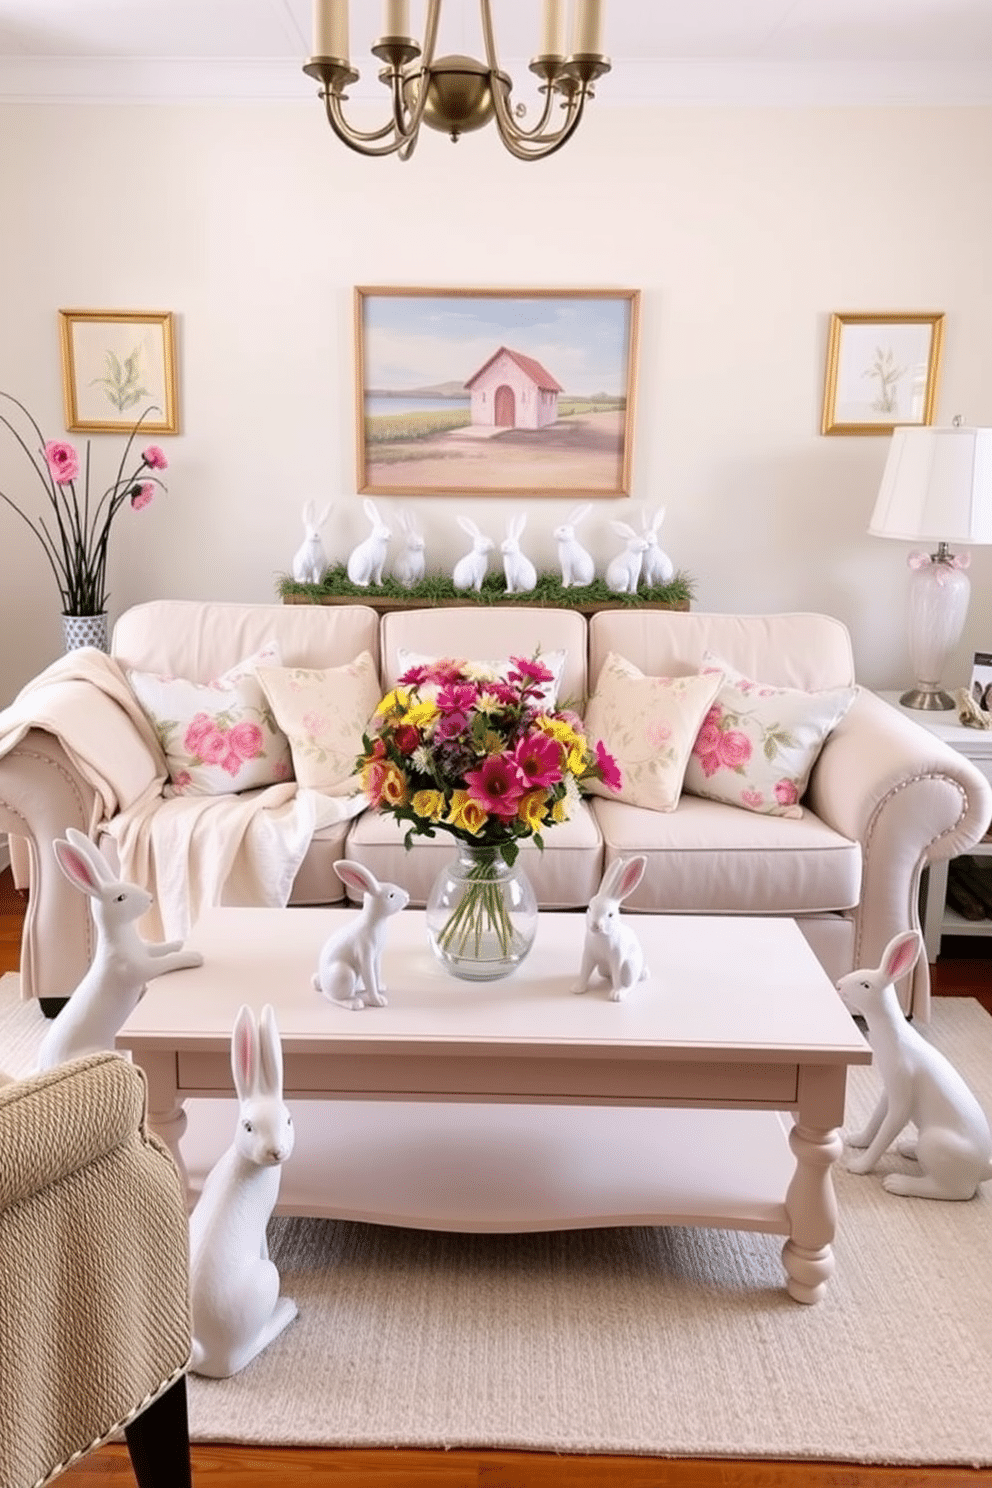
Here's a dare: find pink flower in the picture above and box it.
[465,753,525,819]
[44,440,79,484]
[433,710,470,743]
[228,721,264,759]
[646,721,672,749]
[302,710,327,739]
[172,770,193,793]
[692,709,722,759]
[130,482,155,511]
[362,759,389,808]
[513,731,562,789]
[774,778,800,807]
[220,748,244,777]
[142,445,168,470]
[436,682,478,713]
[718,729,752,770]
[393,724,420,755]
[198,727,230,765]
[183,712,214,752]
[742,789,764,808]
[698,749,723,778]
[595,738,622,792]
[397,663,431,686]
[508,655,553,683]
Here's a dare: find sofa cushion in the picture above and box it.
[582,652,724,811]
[344,801,604,910]
[682,654,857,819]
[257,651,380,793]
[589,793,861,915]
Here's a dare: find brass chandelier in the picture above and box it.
[304,1,611,162]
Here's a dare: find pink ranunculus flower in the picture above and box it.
[198,726,230,765]
[44,440,79,484]
[718,729,752,770]
[130,482,155,511]
[228,720,264,760]
[142,445,168,470]
[183,712,214,752]
[774,778,800,807]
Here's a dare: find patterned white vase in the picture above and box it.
[62,612,109,653]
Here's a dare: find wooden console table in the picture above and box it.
[282,593,689,615]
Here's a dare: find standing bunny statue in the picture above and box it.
[554,502,596,588]
[314,859,410,1009]
[452,515,494,592]
[572,855,650,1002]
[291,500,331,584]
[640,506,675,587]
[501,513,537,594]
[605,521,649,594]
[392,509,426,588]
[188,1003,297,1377]
[346,497,391,586]
[838,930,992,1199]
[36,828,204,1072]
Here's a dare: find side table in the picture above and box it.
[878,692,992,960]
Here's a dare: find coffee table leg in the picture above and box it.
[136,1049,191,1207]
[781,1120,843,1303]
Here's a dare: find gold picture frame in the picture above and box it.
[820,311,944,436]
[58,309,179,434]
[355,286,640,497]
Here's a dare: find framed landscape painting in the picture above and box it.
[820,311,944,436]
[354,286,640,496]
[59,309,179,434]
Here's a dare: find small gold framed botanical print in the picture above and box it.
[820,311,944,436]
[58,309,179,434]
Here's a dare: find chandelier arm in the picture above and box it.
[492,92,590,161]
[322,92,406,154]
[479,0,583,150]
[387,0,442,140]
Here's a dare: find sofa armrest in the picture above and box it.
[806,689,992,1017]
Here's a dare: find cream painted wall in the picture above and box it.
[1,100,991,707]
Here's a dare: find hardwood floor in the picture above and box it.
[2,868,989,1488]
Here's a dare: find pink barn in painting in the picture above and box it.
[464,346,563,431]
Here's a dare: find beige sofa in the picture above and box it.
[1,598,989,1020]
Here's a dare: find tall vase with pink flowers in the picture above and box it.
[356,654,622,980]
[0,392,168,650]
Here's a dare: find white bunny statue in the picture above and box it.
[452,515,494,593]
[291,500,331,584]
[605,521,649,594]
[188,1003,297,1377]
[571,855,650,1002]
[640,506,675,588]
[392,509,426,588]
[346,497,391,586]
[838,930,992,1199]
[554,502,596,588]
[313,859,410,1010]
[501,512,538,594]
[36,828,204,1072]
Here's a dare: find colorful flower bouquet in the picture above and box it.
[357,654,621,967]
[0,392,168,616]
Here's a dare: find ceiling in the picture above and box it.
[0,0,991,105]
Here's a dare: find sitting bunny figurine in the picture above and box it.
[605,521,649,593]
[393,509,426,588]
[189,1003,297,1377]
[501,512,537,594]
[291,500,331,584]
[554,502,595,588]
[314,859,410,1010]
[572,855,650,1002]
[640,506,675,588]
[452,515,494,592]
[838,930,992,1199]
[346,497,391,586]
[37,828,204,1072]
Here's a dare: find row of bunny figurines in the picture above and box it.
[291,499,675,595]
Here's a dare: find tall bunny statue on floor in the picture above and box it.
[314,860,410,1009]
[502,512,537,594]
[36,828,204,1072]
[572,855,650,1002]
[452,516,494,593]
[189,1003,297,1377]
[346,497,391,586]
[554,502,595,588]
[291,500,331,584]
[838,930,992,1199]
[640,506,675,587]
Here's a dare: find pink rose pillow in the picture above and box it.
[682,653,857,819]
[128,643,294,797]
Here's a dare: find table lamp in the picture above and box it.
[869,421,992,710]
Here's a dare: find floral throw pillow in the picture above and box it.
[128,643,294,797]
[581,652,725,812]
[682,653,857,819]
[256,651,381,794]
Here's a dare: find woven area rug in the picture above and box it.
[3,972,991,1465]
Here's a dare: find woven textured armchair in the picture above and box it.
[0,1052,193,1488]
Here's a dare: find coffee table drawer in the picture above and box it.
[177,1051,799,1105]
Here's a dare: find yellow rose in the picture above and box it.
[375,687,410,719]
[402,699,440,730]
[446,789,487,835]
[550,794,571,824]
[411,788,445,822]
[517,789,550,832]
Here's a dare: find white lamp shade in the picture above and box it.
[869,425,992,545]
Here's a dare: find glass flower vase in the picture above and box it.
[426,843,538,982]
